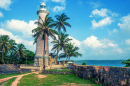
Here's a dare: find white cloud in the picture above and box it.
[0,28,36,52]
[90,8,108,17]
[108,29,118,35]
[90,8,118,18]
[87,1,102,8]
[116,48,123,53]
[0,0,12,10]
[1,19,37,38]
[112,29,118,33]
[118,14,130,33]
[0,12,3,17]
[91,17,112,28]
[90,8,118,29]
[53,6,65,12]
[67,36,122,55]
[52,0,65,5]
[70,35,123,54]
[83,36,102,48]
[68,36,81,47]
[52,0,66,12]
[108,43,117,47]
[126,39,130,45]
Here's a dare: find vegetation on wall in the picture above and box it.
[122,59,130,67]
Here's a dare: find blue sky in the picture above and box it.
[0,0,130,60]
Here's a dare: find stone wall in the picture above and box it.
[73,65,130,86]
[0,64,31,75]
[0,64,20,72]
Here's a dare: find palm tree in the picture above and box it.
[52,13,71,64]
[51,32,72,64]
[0,35,10,63]
[8,39,17,64]
[32,15,57,70]
[59,43,82,60]
[9,39,17,52]
[8,52,15,64]
[53,13,71,34]
[14,44,26,64]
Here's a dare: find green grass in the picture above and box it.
[4,77,16,86]
[47,69,73,72]
[18,73,102,86]
[92,85,102,86]
[0,72,31,79]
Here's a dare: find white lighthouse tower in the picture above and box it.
[34,1,50,70]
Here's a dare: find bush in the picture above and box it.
[92,78,98,83]
[82,62,86,65]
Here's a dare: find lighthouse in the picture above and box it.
[34,1,50,70]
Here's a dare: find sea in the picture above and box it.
[74,60,126,67]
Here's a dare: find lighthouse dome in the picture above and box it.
[37,1,49,15]
[40,2,47,11]
[41,2,46,6]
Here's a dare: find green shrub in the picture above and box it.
[126,79,129,85]
[82,62,86,65]
[92,78,98,83]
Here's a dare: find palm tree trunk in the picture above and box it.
[55,49,59,65]
[17,54,19,65]
[55,31,60,65]
[43,34,46,71]
[2,51,4,64]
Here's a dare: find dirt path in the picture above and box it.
[11,73,35,86]
[0,72,40,86]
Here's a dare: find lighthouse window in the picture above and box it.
[40,5,46,8]
[40,5,43,8]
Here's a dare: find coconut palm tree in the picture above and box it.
[53,13,71,34]
[51,32,72,64]
[32,15,57,70]
[14,44,26,64]
[8,39,17,64]
[15,44,26,58]
[8,52,15,64]
[59,43,82,60]
[0,35,10,63]
[9,39,17,52]
[52,13,71,64]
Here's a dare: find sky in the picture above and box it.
[0,0,130,60]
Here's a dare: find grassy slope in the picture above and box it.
[18,73,102,86]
